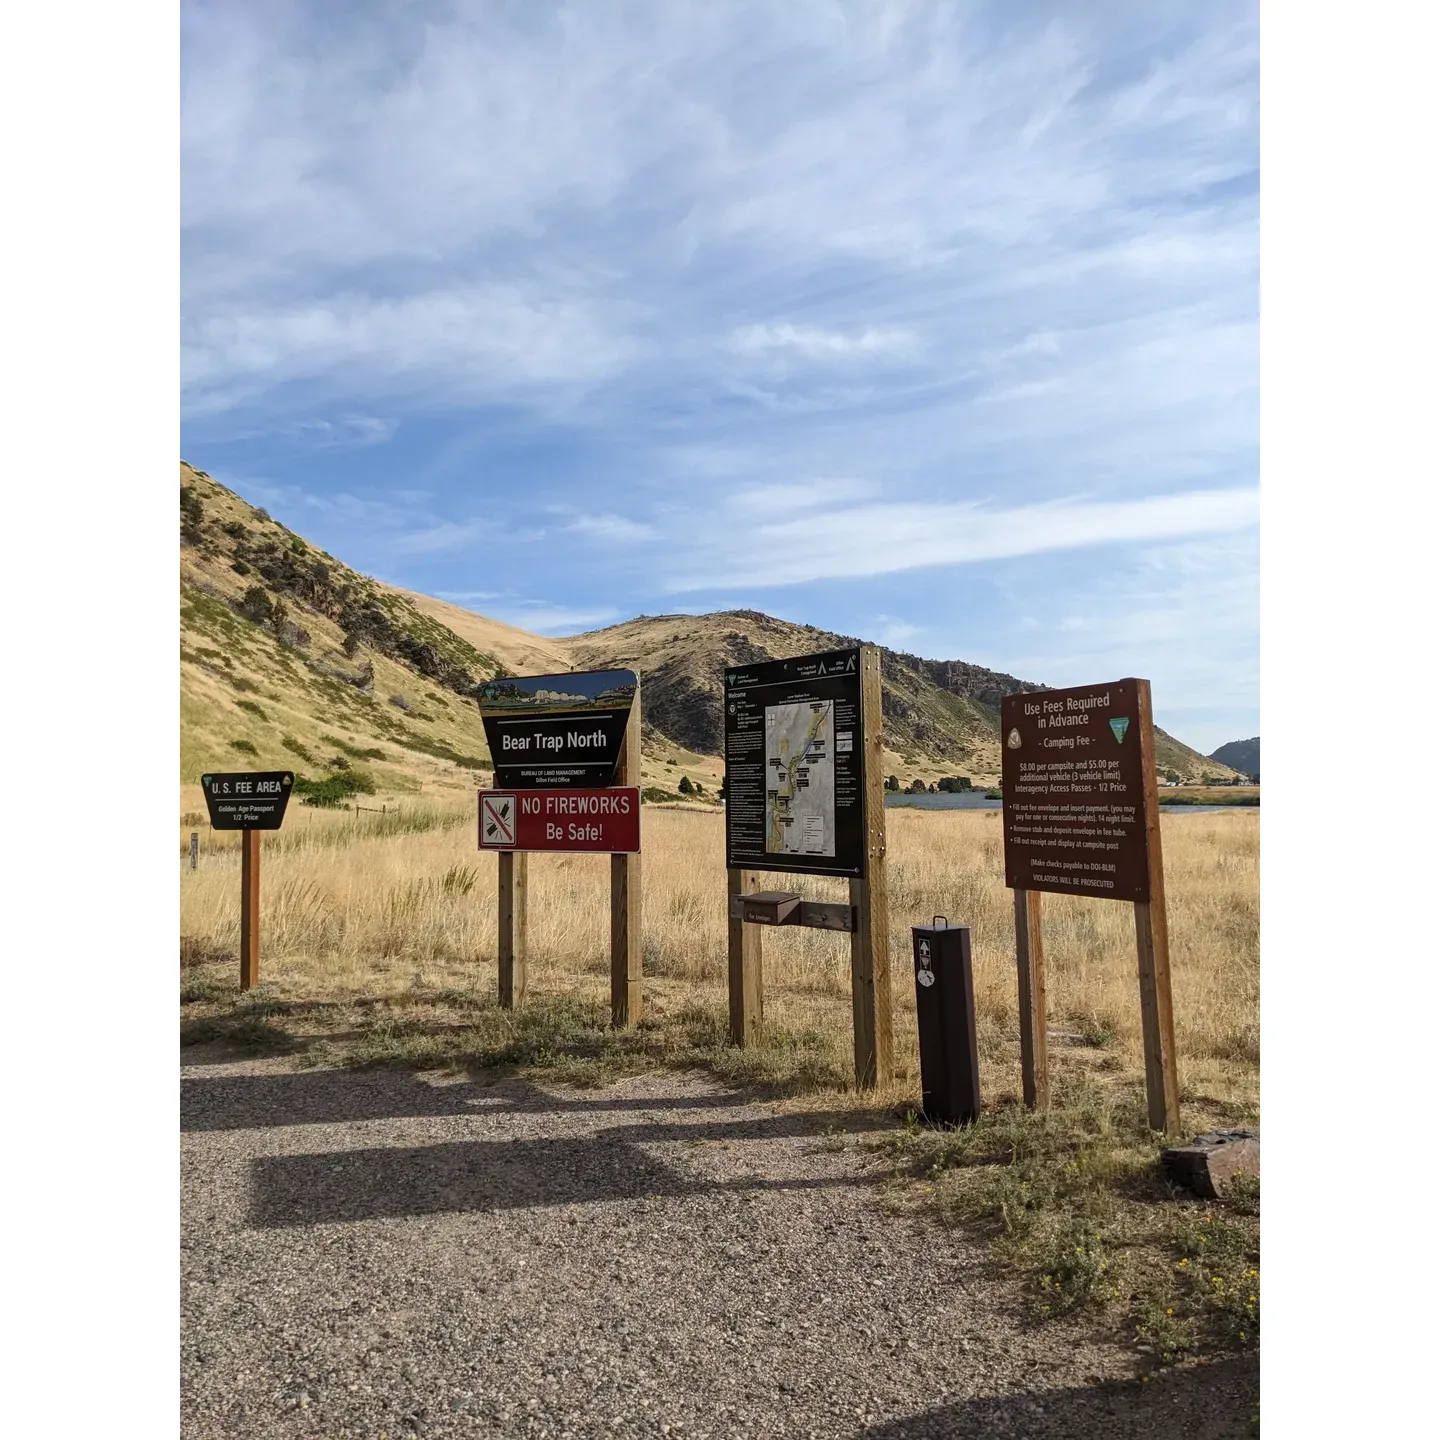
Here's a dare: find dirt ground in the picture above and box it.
[181,1052,1258,1439]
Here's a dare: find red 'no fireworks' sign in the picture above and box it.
[477,788,641,853]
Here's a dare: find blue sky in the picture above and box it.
[181,0,1258,753]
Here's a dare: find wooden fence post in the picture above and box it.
[1013,887,1049,1109]
[849,645,893,1089]
[610,680,643,1026]
[727,867,763,1044]
[239,829,261,992]
[498,850,528,1009]
[1134,679,1181,1134]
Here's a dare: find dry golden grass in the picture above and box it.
[180,804,1257,1109]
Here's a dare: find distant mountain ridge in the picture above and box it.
[181,462,1240,793]
[560,610,1234,785]
[1210,737,1260,779]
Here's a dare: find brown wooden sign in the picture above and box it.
[1001,679,1151,902]
[999,676,1179,1135]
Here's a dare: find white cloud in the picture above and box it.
[726,478,878,515]
[728,322,920,364]
[871,616,923,649]
[288,414,398,449]
[566,513,657,543]
[392,520,487,555]
[183,285,638,414]
[668,487,1259,591]
[435,590,506,604]
[490,604,623,635]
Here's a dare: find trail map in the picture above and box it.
[765,700,835,856]
[723,647,866,878]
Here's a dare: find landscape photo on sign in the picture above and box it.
[476,670,636,713]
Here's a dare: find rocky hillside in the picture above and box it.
[1210,737,1260,780]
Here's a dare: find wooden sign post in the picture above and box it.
[199,770,294,995]
[476,670,643,1025]
[240,829,261,991]
[723,644,892,1090]
[1133,680,1180,1134]
[498,850,528,1009]
[850,646,892,1089]
[1000,678,1180,1134]
[610,689,643,1027]
[1012,886,1048,1110]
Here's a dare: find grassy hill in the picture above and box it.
[180,463,510,810]
[180,462,1238,807]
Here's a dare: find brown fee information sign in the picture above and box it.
[1001,679,1151,903]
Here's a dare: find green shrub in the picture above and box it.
[293,768,378,807]
[238,585,274,624]
[235,699,268,721]
[180,484,205,544]
[677,775,694,795]
[281,734,315,763]
[320,734,387,761]
[229,739,259,756]
[231,559,251,576]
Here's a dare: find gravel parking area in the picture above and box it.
[181,1054,1257,1439]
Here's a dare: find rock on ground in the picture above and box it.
[181,1054,1257,1439]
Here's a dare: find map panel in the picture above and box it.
[765,700,835,857]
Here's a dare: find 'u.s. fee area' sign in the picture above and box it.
[478,787,640,853]
[200,771,294,831]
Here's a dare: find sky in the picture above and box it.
[181,0,1258,753]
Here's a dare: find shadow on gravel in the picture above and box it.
[182,1067,889,1136]
[249,1136,859,1226]
[181,1068,763,1131]
[861,1353,1258,1440]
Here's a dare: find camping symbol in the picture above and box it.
[1109,717,1131,744]
[1006,728,1022,749]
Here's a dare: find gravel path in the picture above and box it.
[181,1053,1257,1439]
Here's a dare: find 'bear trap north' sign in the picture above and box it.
[200,771,294,831]
[477,670,637,789]
[723,647,867,878]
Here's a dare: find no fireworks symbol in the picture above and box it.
[480,793,517,847]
